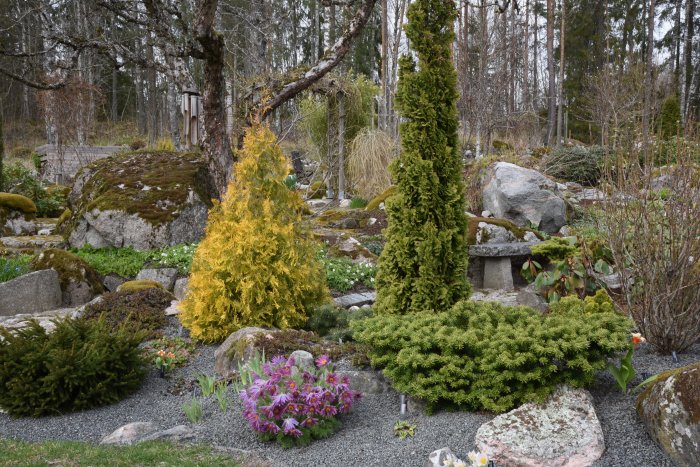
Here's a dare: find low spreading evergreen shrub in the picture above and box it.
[352,291,631,413]
[81,288,172,339]
[0,317,146,417]
[542,146,607,185]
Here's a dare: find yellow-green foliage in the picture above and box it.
[117,280,164,293]
[306,181,327,199]
[365,186,396,211]
[56,208,72,229]
[0,193,37,214]
[179,126,329,343]
[152,138,175,152]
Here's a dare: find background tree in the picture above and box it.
[374,0,470,316]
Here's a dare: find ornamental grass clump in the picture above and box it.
[179,125,328,342]
[237,354,361,447]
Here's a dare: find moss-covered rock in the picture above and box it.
[636,361,700,467]
[117,280,165,293]
[0,193,37,236]
[467,217,541,245]
[29,249,104,306]
[65,151,216,250]
[365,186,396,211]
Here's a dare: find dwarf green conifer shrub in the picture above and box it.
[542,146,607,185]
[0,317,146,417]
[179,126,328,343]
[374,0,469,315]
[81,288,172,339]
[352,294,631,413]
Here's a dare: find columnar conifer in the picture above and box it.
[374,0,470,315]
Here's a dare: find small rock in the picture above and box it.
[523,231,540,242]
[165,300,180,316]
[337,218,359,229]
[173,277,189,300]
[100,422,156,445]
[337,370,390,394]
[140,425,196,443]
[428,447,455,467]
[103,274,127,292]
[38,228,52,236]
[367,217,377,226]
[214,327,277,378]
[481,210,493,218]
[348,305,360,312]
[136,267,178,291]
[334,292,376,309]
[360,304,372,310]
[289,350,315,370]
[339,199,352,208]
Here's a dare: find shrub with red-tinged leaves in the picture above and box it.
[237,354,361,447]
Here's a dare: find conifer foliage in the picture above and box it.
[375,0,469,315]
[179,126,328,343]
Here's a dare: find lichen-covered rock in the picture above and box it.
[636,362,700,467]
[214,327,278,378]
[135,267,178,291]
[65,152,216,250]
[475,386,604,467]
[29,249,104,306]
[482,162,567,234]
[0,193,37,236]
[0,269,62,316]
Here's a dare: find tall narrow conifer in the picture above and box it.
[374,0,469,315]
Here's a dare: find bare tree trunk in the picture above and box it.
[556,0,565,145]
[681,0,695,128]
[534,1,539,108]
[546,0,556,145]
[642,0,656,164]
[523,0,531,110]
[147,41,158,144]
[338,92,346,200]
[167,81,181,150]
[380,0,389,130]
[111,67,118,122]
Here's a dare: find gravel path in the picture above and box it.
[1,317,697,467]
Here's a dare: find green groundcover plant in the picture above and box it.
[352,291,632,413]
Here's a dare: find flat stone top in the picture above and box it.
[468,242,541,257]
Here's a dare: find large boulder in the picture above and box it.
[482,162,567,234]
[0,193,37,236]
[29,249,104,306]
[475,386,605,467]
[636,362,700,467]
[0,269,62,316]
[66,152,216,250]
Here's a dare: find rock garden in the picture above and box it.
[2,2,700,467]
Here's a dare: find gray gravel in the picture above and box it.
[1,317,697,467]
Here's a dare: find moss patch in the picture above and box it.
[466,217,541,245]
[0,193,37,215]
[117,279,165,293]
[365,186,396,211]
[29,249,104,295]
[67,151,215,232]
[306,181,327,199]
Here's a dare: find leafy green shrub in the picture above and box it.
[542,146,607,185]
[304,304,373,341]
[180,126,328,343]
[0,162,65,216]
[0,255,31,283]
[658,95,681,140]
[349,197,368,209]
[0,317,146,417]
[317,249,376,292]
[530,237,579,261]
[352,292,632,413]
[81,288,173,339]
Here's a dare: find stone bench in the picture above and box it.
[468,242,540,291]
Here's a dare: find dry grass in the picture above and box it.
[347,128,397,199]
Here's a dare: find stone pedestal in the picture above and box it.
[483,257,514,291]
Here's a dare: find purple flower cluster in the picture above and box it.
[239,354,361,440]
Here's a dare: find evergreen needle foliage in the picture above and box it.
[374,0,470,315]
[352,291,632,413]
[179,126,328,343]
